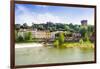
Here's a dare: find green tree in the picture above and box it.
[84,32,90,42]
[38,25,44,30]
[79,38,83,44]
[79,26,88,37]
[64,25,70,31]
[24,32,33,40]
[88,25,93,32]
[87,25,94,37]
[58,32,65,45]
[17,35,24,41]
[54,40,59,48]
[74,25,80,32]
[54,32,65,48]
[69,23,74,29]
[23,23,28,29]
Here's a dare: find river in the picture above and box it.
[15,43,94,65]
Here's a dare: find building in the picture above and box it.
[81,20,87,26]
[72,33,81,38]
[65,32,81,42]
[32,30,51,39]
[18,28,55,39]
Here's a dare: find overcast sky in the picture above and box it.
[15,4,94,26]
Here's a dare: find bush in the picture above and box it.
[79,39,83,44]
[58,32,65,45]
[54,40,59,48]
[17,35,24,41]
[84,33,91,43]
[24,32,33,40]
[79,26,87,37]
[53,32,65,48]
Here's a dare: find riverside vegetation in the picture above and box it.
[15,22,94,48]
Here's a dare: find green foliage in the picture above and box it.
[24,32,33,40]
[79,39,83,44]
[84,33,90,42]
[79,26,88,37]
[53,40,59,48]
[15,30,24,42]
[74,25,80,32]
[54,32,65,48]
[69,23,73,28]
[15,22,94,33]
[28,32,33,40]
[17,35,24,41]
[58,32,65,45]
[15,31,33,42]
[88,25,93,32]
[87,25,94,37]
[15,22,94,44]
[23,23,28,29]
[64,25,71,31]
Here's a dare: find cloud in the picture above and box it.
[35,5,49,8]
[15,4,94,26]
[15,4,68,26]
[15,4,36,26]
[33,13,68,23]
[16,12,68,26]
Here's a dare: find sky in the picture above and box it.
[15,4,94,26]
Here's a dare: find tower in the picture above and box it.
[81,20,87,26]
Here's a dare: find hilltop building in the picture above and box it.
[81,20,87,26]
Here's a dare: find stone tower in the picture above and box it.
[81,20,87,26]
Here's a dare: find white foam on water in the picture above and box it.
[15,43,43,48]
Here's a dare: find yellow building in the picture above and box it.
[32,31,51,39]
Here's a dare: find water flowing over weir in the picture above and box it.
[15,43,43,48]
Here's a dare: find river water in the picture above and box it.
[15,43,94,65]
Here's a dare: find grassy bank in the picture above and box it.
[16,41,94,49]
[60,42,94,48]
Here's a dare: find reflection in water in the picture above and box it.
[15,43,94,65]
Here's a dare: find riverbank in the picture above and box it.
[15,42,94,49]
[62,42,94,48]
